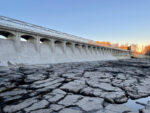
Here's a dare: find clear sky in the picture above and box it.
[0,0,150,46]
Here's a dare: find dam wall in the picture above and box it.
[138,54,150,59]
[0,16,131,66]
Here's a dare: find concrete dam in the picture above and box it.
[0,16,131,66]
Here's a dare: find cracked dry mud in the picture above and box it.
[0,59,150,113]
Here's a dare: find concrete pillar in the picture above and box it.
[50,39,55,53]
[34,36,40,52]
[108,49,110,54]
[103,48,106,55]
[101,48,104,55]
[124,52,126,57]
[110,49,113,55]
[96,47,99,56]
[88,46,92,54]
[71,42,75,53]
[92,47,96,55]
[62,41,66,55]
[79,44,83,54]
[120,51,122,56]
[85,45,88,55]
[96,47,100,60]
[95,47,99,55]
[91,46,94,55]
[121,51,123,56]
[119,51,121,56]
[99,47,103,56]
[115,50,117,56]
[117,50,119,56]
[122,51,124,56]
[118,50,120,56]
[112,49,114,55]
[95,47,98,55]
[110,49,112,55]
[13,32,21,52]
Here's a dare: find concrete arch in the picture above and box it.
[88,45,92,49]
[20,34,36,42]
[40,38,50,44]
[55,40,63,45]
[66,42,72,46]
[75,43,80,47]
[93,46,97,53]
[82,44,86,48]
[0,30,15,39]
[66,42,72,50]
[93,46,96,49]
[88,45,92,53]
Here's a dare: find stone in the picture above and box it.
[0,89,27,97]
[44,89,66,103]
[30,109,53,113]
[80,87,95,96]
[48,92,65,103]
[95,109,115,113]
[0,59,150,113]
[117,73,126,80]
[31,78,64,89]
[59,108,82,113]
[76,97,104,111]
[105,104,132,113]
[87,81,122,92]
[3,98,38,113]
[58,94,82,106]
[25,73,46,83]
[62,73,81,79]
[24,100,49,112]
[61,80,85,93]
[84,72,104,78]
[50,104,64,111]
[36,83,61,93]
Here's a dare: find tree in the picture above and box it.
[144,45,150,56]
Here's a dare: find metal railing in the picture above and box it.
[0,16,89,43]
[0,16,129,51]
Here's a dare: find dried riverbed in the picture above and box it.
[0,59,150,113]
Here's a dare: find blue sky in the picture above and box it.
[0,0,150,46]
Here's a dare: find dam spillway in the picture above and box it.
[0,16,131,66]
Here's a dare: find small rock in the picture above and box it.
[59,108,82,113]
[24,100,49,112]
[76,97,104,111]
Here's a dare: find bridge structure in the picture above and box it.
[0,16,131,66]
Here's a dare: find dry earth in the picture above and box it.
[0,59,150,113]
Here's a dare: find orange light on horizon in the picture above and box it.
[88,40,150,56]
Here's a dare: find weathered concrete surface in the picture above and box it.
[0,59,150,113]
[0,16,131,66]
[0,37,130,66]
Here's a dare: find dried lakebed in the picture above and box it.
[0,59,150,113]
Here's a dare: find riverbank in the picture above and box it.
[0,59,150,113]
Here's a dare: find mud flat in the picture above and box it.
[0,58,150,113]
